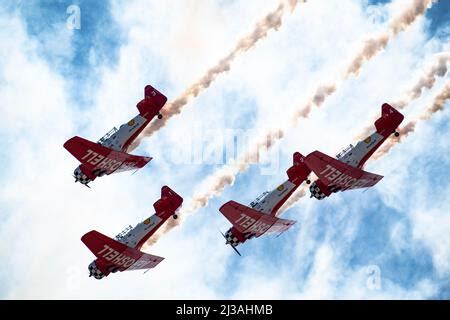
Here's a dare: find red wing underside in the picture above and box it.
[81,231,163,272]
[305,151,383,191]
[220,201,296,238]
[64,136,152,175]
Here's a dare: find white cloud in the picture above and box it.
[1,0,449,300]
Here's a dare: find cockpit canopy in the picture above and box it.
[249,191,270,207]
[336,144,354,159]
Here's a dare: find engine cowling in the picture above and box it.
[74,166,92,185]
[224,229,241,247]
[88,261,105,280]
[309,181,327,200]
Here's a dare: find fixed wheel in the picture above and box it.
[394,131,400,137]
[157,113,163,119]
[173,214,178,220]
[306,179,311,185]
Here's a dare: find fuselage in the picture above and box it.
[88,211,170,279]
[70,84,166,186]
[86,186,182,279]
[248,180,299,216]
[224,179,300,248]
[116,212,167,251]
[73,114,151,185]
[224,152,311,249]
[309,103,404,200]
[336,131,386,169]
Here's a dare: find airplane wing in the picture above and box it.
[220,201,296,238]
[64,136,152,176]
[305,151,383,191]
[81,230,164,272]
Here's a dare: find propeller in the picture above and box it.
[143,268,151,275]
[220,231,242,256]
[72,175,91,188]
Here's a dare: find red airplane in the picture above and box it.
[81,186,183,279]
[63,84,167,187]
[219,152,311,255]
[307,103,404,200]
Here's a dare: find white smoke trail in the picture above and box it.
[346,0,436,76]
[176,0,437,215]
[144,0,436,244]
[372,81,450,160]
[278,185,308,214]
[130,0,306,151]
[273,65,450,214]
[279,62,450,214]
[357,52,450,140]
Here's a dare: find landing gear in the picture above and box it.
[92,169,107,177]
[306,179,311,185]
[173,214,178,220]
[157,113,163,119]
[394,131,400,137]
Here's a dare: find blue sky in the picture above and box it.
[0,0,449,299]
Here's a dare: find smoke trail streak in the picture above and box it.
[274,82,450,214]
[393,53,450,108]
[372,81,450,160]
[278,185,308,214]
[346,0,436,76]
[130,0,306,151]
[143,0,436,245]
[177,0,436,214]
[357,52,450,140]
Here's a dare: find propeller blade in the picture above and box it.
[219,231,241,256]
[230,244,242,256]
[72,175,91,188]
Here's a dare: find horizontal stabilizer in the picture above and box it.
[153,186,184,218]
[374,103,404,136]
[137,84,167,118]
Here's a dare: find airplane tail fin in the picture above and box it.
[153,186,183,218]
[136,84,168,118]
[287,152,312,185]
[374,103,404,136]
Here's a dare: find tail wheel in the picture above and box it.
[394,131,400,137]
[306,179,311,185]
[157,113,163,119]
[173,214,178,220]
